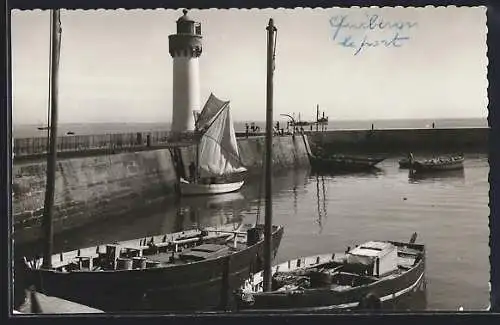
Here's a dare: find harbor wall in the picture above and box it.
[306,128,488,154]
[12,135,310,244]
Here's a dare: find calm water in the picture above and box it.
[16,155,490,311]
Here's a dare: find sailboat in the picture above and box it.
[179,93,247,196]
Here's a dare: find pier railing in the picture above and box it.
[13,130,272,159]
[13,131,176,158]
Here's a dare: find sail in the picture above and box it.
[196,93,227,131]
[197,100,247,177]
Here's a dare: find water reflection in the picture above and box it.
[293,171,298,215]
[18,193,249,258]
[315,174,328,234]
[170,192,247,231]
[311,167,385,179]
[408,169,466,184]
[20,168,312,256]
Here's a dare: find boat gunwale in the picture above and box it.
[179,179,245,196]
[26,225,284,274]
[414,159,464,167]
[236,271,426,313]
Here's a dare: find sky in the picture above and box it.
[11,7,487,125]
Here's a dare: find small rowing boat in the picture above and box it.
[400,153,464,172]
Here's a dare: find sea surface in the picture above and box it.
[17,154,490,311]
[12,118,488,138]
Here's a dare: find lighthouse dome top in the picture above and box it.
[175,9,201,36]
[177,9,194,23]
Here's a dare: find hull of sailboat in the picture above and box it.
[23,225,284,312]
[180,179,245,196]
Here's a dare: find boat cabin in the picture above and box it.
[346,241,398,277]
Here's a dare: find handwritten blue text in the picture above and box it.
[329,14,417,55]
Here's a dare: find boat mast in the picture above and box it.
[42,9,62,269]
[263,18,276,292]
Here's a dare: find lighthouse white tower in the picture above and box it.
[169,9,203,134]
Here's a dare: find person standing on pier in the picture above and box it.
[408,152,415,166]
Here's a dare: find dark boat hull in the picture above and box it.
[25,226,284,312]
[236,242,426,312]
[310,155,385,172]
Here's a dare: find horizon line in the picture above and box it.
[13,116,488,126]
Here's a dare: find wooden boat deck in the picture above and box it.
[26,224,251,272]
[148,243,244,265]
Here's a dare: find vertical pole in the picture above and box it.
[263,18,276,292]
[195,137,199,183]
[42,9,61,269]
[316,104,319,132]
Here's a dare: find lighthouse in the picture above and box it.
[169,9,203,134]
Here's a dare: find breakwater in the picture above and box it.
[13,127,488,161]
[306,128,488,154]
[12,135,310,245]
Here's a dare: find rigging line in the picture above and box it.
[196,101,230,136]
[272,28,277,72]
[57,13,62,67]
[46,11,54,152]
